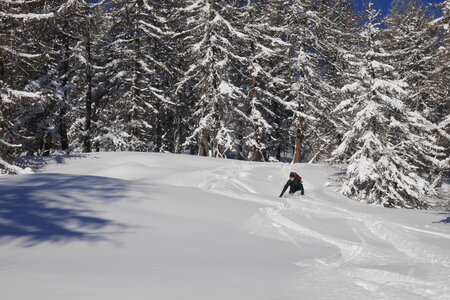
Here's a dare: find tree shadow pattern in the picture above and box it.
[0,173,129,246]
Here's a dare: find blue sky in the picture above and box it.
[356,0,445,15]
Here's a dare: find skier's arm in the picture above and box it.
[279,181,289,197]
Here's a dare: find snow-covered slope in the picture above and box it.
[0,152,449,300]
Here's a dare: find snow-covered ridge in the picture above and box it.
[0,152,449,300]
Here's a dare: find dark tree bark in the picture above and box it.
[84,19,93,153]
[293,115,304,163]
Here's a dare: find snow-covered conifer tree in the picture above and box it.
[238,1,290,161]
[431,0,450,177]
[332,2,443,208]
[96,0,171,151]
[284,0,320,163]
[176,0,247,157]
[385,0,448,187]
[31,0,108,154]
[98,0,172,152]
[304,0,360,162]
[150,1,179,153]
[277,0,356,163]
[0,0,54,172]
[386,0,441,120]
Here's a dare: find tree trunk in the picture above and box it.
[174,107,183,153]
[293,116,304,163]
[42,133,52,156]
[213,107,225,157]
[84,83,92,153]
[250,149,262,162]
[129,0,143,149]
[83,19,93,153]
[198,131,209,156]
[250,56,262,161]
[59,25,70,151]
[155,119,163,152]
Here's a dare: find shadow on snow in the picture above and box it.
[440,217,450,223]
[432,211,450,224]
[0,173,129,247]
[435,214,450,224]
[15,154,88,172]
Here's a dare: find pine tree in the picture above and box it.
[276,0,356,163]
[96,0,172,152]
[385,0,445,123]
[385,0,447,188]
[151,1,178,153]
[28,0,108,154]
[0,0,54,172]
[432,0,450,178]
[284,0,320,163]
[238,1,290,161]
[332,2,443,208]
[177,0,247,157]
[303,0,360,162]
[262,0,296,162]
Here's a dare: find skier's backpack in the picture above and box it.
[290,172,302,189]
[291,172,302,182]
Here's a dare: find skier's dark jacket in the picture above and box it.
[279,172,304,197]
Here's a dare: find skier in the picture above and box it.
[279,172,304,197]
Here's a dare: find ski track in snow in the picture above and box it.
[198,162,450,300]
[2,153,449,300]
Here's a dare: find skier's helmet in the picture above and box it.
[289,172,296,178]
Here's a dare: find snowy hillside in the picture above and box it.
[1,152,449,300]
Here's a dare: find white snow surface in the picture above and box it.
[1,152,449,300]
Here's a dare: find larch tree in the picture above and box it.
[239,0,290,161]
[431,0,450,178]
[332,2,443,208]
[305,0,360,162]
[280,0,352,163]
[0,0,54,172]
[385,0,447,188]
[99,0,172,152]
[285,0,320,163]
[177,0,246,157]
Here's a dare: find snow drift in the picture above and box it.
[0,152,449,300]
